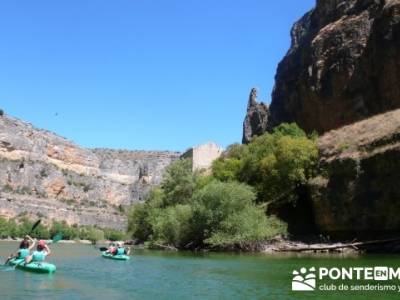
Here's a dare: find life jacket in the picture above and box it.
[18,248,30,259]
[116,247,125,255]
[32,250,47,262]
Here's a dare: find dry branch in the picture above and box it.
[274,237,400,252]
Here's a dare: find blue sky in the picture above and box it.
[0,0,314,152]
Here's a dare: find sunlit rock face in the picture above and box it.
[0,114,180,230]
[247,0,400,137]
[242,88,269,144]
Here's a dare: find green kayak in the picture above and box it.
[7,258,24,266]
[9,258,56,273]
[101,251,130,261]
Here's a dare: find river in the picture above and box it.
[1,242,400,299]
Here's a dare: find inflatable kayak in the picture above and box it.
[7,258,24,266]
[101,251,130,261]
[8,258,56,273]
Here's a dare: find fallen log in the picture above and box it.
[154,243,178,251]
[274,237,400,252]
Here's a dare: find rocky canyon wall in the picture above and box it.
[0,115,180,230]
[309,108,400,239]
[244,0,400,141]
[243,0,400,240]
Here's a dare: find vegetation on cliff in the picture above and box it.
[128,124,318,250]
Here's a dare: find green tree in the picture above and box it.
[78,226,92,240]
[272,122,308,138]
[17,218,33,237]
[213,123,319,204]
[127,187,166,242]
[79,226,104,242]
[128,159,202,245]
[191,181,285,248]
[150,204,193,248]
[104,229,125,241]
[31,223,51,239]
[127,137,316,250]
[127,202,151,242]
[7,219,19,237]
[161,159,197,206]
[206,210,286,249]
[50,221,79,240]
[0,217,10,238]
[212,144,248,182]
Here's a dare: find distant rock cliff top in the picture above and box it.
[0,114,180,230]
[244,0,400,141]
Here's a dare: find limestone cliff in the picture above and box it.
[266,108,400,240]
[0,114,180,230]
[310,108,400,239]
[270,0,400,133]
[239,0,400,244]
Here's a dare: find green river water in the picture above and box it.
[1,241,400,300]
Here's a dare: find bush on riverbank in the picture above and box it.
[0,217,125,242]
[191,181,286,250]
[127,123,318,251]
[128,159,287,250]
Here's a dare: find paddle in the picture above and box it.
[94,241,115,252]
[4,219,42,265]
[97,245,127,252]
[97,245,131,255]
[30,219,42,234]
[49,233,63,244]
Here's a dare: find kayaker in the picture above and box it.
[106,242,117,255]
[115,242,130,255]
[5,235,35,264]
[25,240,51,264]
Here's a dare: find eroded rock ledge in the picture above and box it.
[310,108,400,239]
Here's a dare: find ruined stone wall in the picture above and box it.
[182,142,224,172]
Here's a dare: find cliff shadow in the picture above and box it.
[267,185,320,240]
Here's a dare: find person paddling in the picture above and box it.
[25,240,51,264]
[5,235,35,264]
[115,242,130,255]
[106,242,117,255]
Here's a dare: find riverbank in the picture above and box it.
[147,235,400,254]
[262,236,400,254]
[140,238,359,254]
[3,236,400,254]
[1,238,99,245]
